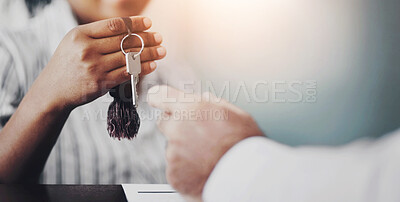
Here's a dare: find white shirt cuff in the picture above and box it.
[202,136,288,202]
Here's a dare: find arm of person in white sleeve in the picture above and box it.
[203,130,400,202]
[147,85,400,202]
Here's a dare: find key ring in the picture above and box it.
[120,33,144,58]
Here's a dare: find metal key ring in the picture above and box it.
[120,33,144,58]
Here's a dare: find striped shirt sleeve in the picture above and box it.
[0,41,24,129]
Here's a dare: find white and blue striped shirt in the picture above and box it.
[0,0,188,184]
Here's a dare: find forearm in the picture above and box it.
[0,85,72,183]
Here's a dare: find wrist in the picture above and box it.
[22,86,74,118]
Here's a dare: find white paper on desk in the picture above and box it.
[122,184,185,202]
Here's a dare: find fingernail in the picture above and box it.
[150,62,157,70]
[157,47,166,56]
[143,17,152,28]
[154,33,163,43]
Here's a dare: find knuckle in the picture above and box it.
[151,48,158,58]
[107,18,124,33]
[118,34,125,42]
[68,28,83,42]
[145,33,154,44]
[85,79,101,92]
[143,62,155,75]
[79,49,91,61]
[125,48,134,53]
[83,61,99,74]
[126,48,140,53]
[133,17,145,29]
[94,74,107,90]
[79,46,95,61]
[120,69,130,80]
[145,48,156,60]
[68,27,79,37]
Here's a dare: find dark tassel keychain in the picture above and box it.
[107,84,140,140]
[107,17,144,140]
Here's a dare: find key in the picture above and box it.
[126,52,141,107]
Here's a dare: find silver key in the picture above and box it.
[126,52,141,75]
[126,52,141,107]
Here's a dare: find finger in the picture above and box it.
[106,61,157,86]
[78,16,152,38]
[157,118,169,136]
[202,92,247,116]
[158,118,177,139]
[101,46,166,70]
[140,61,158,75]
[124,46,167,62]
[147,85,183,111]
[202,92,219,102]
[102,66,130,89]
[96,32,163,54]
[201,92,232,108]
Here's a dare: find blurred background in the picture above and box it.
[2,0,399,146]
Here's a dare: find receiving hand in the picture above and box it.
[147,85,264,201]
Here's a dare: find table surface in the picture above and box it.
[0,185,127,202]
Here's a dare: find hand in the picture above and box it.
[147,85,264,201]
[31,16,166,111]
